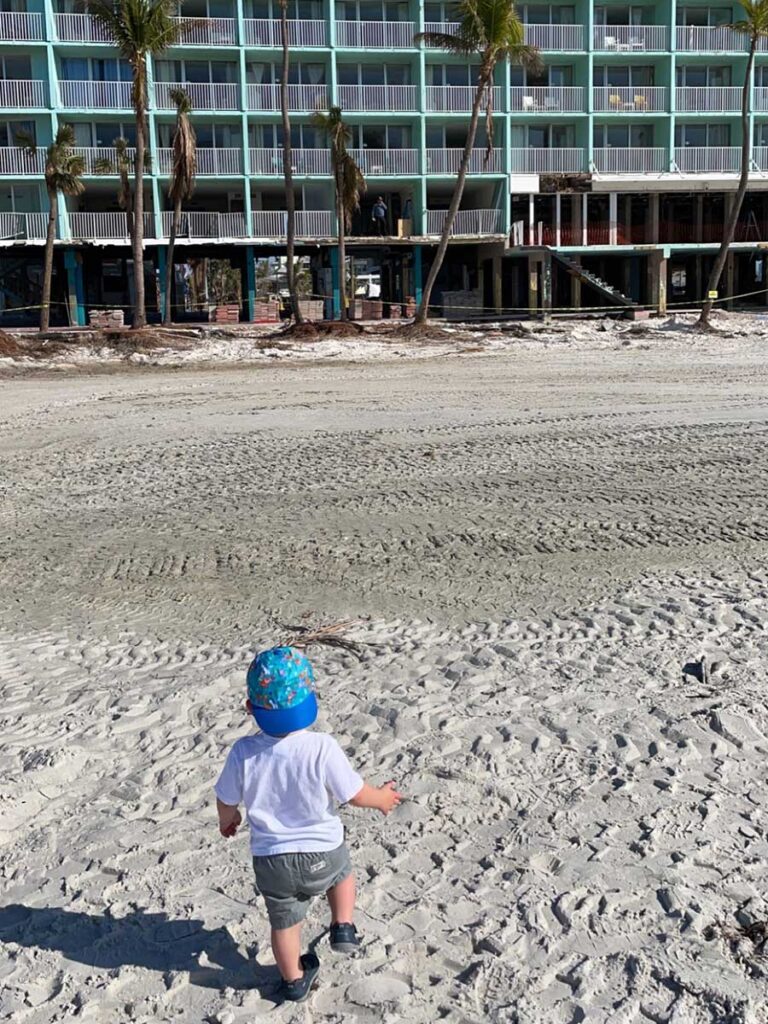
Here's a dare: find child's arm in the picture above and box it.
[217,798,242,838]
[348,780,402,815]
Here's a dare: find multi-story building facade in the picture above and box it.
[2,0,768,323]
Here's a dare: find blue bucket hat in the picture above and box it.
[247,646,317,736]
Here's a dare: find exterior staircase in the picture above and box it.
[551,250,636,307]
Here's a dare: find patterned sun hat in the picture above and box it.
[247,646,317,735]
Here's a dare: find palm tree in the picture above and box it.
[94,137,136,244]
[163,88,196,326]
[88,0,183,328]
[311,106,365,320]
[414,0,540,325]
[279,0,303,324]
[18,125,85,332]
[698,0,768,326]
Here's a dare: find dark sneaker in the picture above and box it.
[330,922,360,954]
[277,952,320,1003]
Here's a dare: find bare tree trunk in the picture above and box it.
[280,0,303,324]
[415,65,491,325]
[163,196,181,326]
[40,189,57,333]
[698,39,757,326]
[336,167,347,320]
[132,85,148,329]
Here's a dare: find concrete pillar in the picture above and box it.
[648,193,660,245]
[570,262,582,308]
[582,193,588,247]
[64,249,86,327]
[648,251,668,314]
[157,246,167,321]
[541,251,552,321]
[726,251,736,310]
[528,194,535,246]
[330,246,341,319]
[527,254,539,314]
[245,245,256,321]
[572,194,582,248]
[609,192,618,247]
[492,254,502,313]
[555,192,562,247]
[413,244,423,304]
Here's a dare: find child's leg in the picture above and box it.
[271,923,303,982]
[327,872,355,924]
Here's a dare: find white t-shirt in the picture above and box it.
[214,729,364,856]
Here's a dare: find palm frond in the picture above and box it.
[14,128,36,157]
[168,88,196,205]
[279,620,364,658]
[339,152,365,231]
[414,30,477,54]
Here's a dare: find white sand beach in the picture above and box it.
[1,325,768,1023]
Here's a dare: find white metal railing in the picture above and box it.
[524,24,584,50]
[246,83,328,110]
[337,84,417,111]
[675,25,748,52]
[0,79,46,107]
[242,18,326,46]
[509,86,583,112]
[54,12,112,42]
[426,148,504,173]
[249,147,331,174]
[174,16,237,45]
[675,86,741,112]
[0,212,47,239]
[753,147,768,170]
[593,86,666,112]
[592,147,668,174]
[423,21,460,37]
[68,211,155,240]
[156,147,242,174]
[155,81,239,109]
[59,79,132,108]
[0,146,45,174]
[74,146,136,173]
[510,147,585,173]
[754,88,768,111]
[425,85,504,112]
[593,25,668,50]
[251,210,334,237]
[162,210,249,238]
[674,146,741,173]
[335,20,414,48]
[348,148,419,174]
[0,11,44,40]
[426,209,504,236]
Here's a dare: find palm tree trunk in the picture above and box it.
[336,166,347,320]
[164,197,181,326]
[415,65,492,325]
[280,1,303,325]
[40,189,57,333]
[132,89,148,329]
[698,38,757,326]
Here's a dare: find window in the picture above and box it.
[0,119,33,147]
[675,123,730,146]
[156,59,238,83]
[347,123,411,147]
[595,6,649,26]
[338,64,408,86]
[594,65,654,86]
[676,65,730,85]
[428,64,481,86]
[247,1,322,16]
[523,4,575,23]
[524,124,575,147]
[60,57,130,82]
[336,1,409,20]
[594,123,653,146]
[246,61,325,84]
[0,55,31,80]
[676,6,731,25]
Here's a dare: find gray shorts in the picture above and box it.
[253,842,352,930]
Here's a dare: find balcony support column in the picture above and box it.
[527,254,539,314]
[571,193,582,248]
[64,249,86,327]
[726,251,736,310]
[330,245,341,319]
[541,250,552,321]
[582,193,588,247]
[528,193,535,246]
[413,244,423,305]
[648,193,660,244]
[555,192,562,247]
[493,254,502,314]
[245,245,256,321]
[570,260,582,308]
[648,249,668,314]
[609,192,618,247]
[157,246,167,321]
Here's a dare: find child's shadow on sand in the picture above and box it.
[0,903,278,993]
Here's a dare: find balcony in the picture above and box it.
[157,147,243,175]
[0,146,46,174]
[155,81,239,110]
[161,210,249,238]
[425,85,504,112]
[0,11,44,41]
[591,147,668,174]
[246,83,327,111]
[425,209,504,236]
[68,211,155,241]
[55,13,111,42]
[674,146,741,173]
[426,148,504,173]
[423,21,459,36]
[348,148,419,174]
[0,211,47,240]
[510,147,585,173]
[675,25,748,52]
[753,147,768,170]
[59,80,132,108]
[242,19,326,46]
[0,79,47,107]
[593,25,668,51]
[675,86,741,112]
[593,86,666,112]
[754,88,768,111]
[509,86,583,112]
[251,210,334,238]
[174,16,238,45]
[335,20,414,48]
[523,24,584,51]
[337,84,417,111]
[249,148,330,174]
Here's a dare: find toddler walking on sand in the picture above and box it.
[215,646,401,1002]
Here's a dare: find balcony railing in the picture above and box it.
[0,79,47,107]
[593,25,668,50]
[592,147,668,174]
[754,88,768,111]
[69,211,155,240]
[510,147,585,173]
[59,79,132,108]
[249,147,330,174]
[246,83,327,110]
[674,146,741,173]
[426,148,504,173]
[0,11,44,40]
[251,210,334,238]
[54,13,112,42]
[155,80,239,110]
[675,86,741,112]
[337,84,417,111]
[174,16,238,45]
[348,148,419,174]
[524,24,584,50]
[335,20,415,48]
[423,21,459,37]
[425,85,504,112]
[242,18,326,46]
[161,210,249,238]
[156,147,242,175]
[509,86,583,112]
[675,25,749,51]
[753,147,768,170]
[0,146,45,174]
[0,211,47,240]
[593,86,666,112]
[74,146,136,174]
[426,209,504,236]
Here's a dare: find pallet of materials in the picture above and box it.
[89,309,125,329]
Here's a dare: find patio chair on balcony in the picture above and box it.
[522,94,535,111]
[603,35,617,49]
[609,94,622,109]
[633,94,647,110]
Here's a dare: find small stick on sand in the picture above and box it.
[279,620,365,660]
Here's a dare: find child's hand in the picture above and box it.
[219,810,242,838]
[377,781,402,816]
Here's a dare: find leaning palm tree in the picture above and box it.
[163,88,196,325]
[414,0,540,324]
[279,0,303,324]
[698,0,768,326]
[311,107,365,320]
[94,137,136,244]
[18,125,85,332]
[88,0,183,328]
